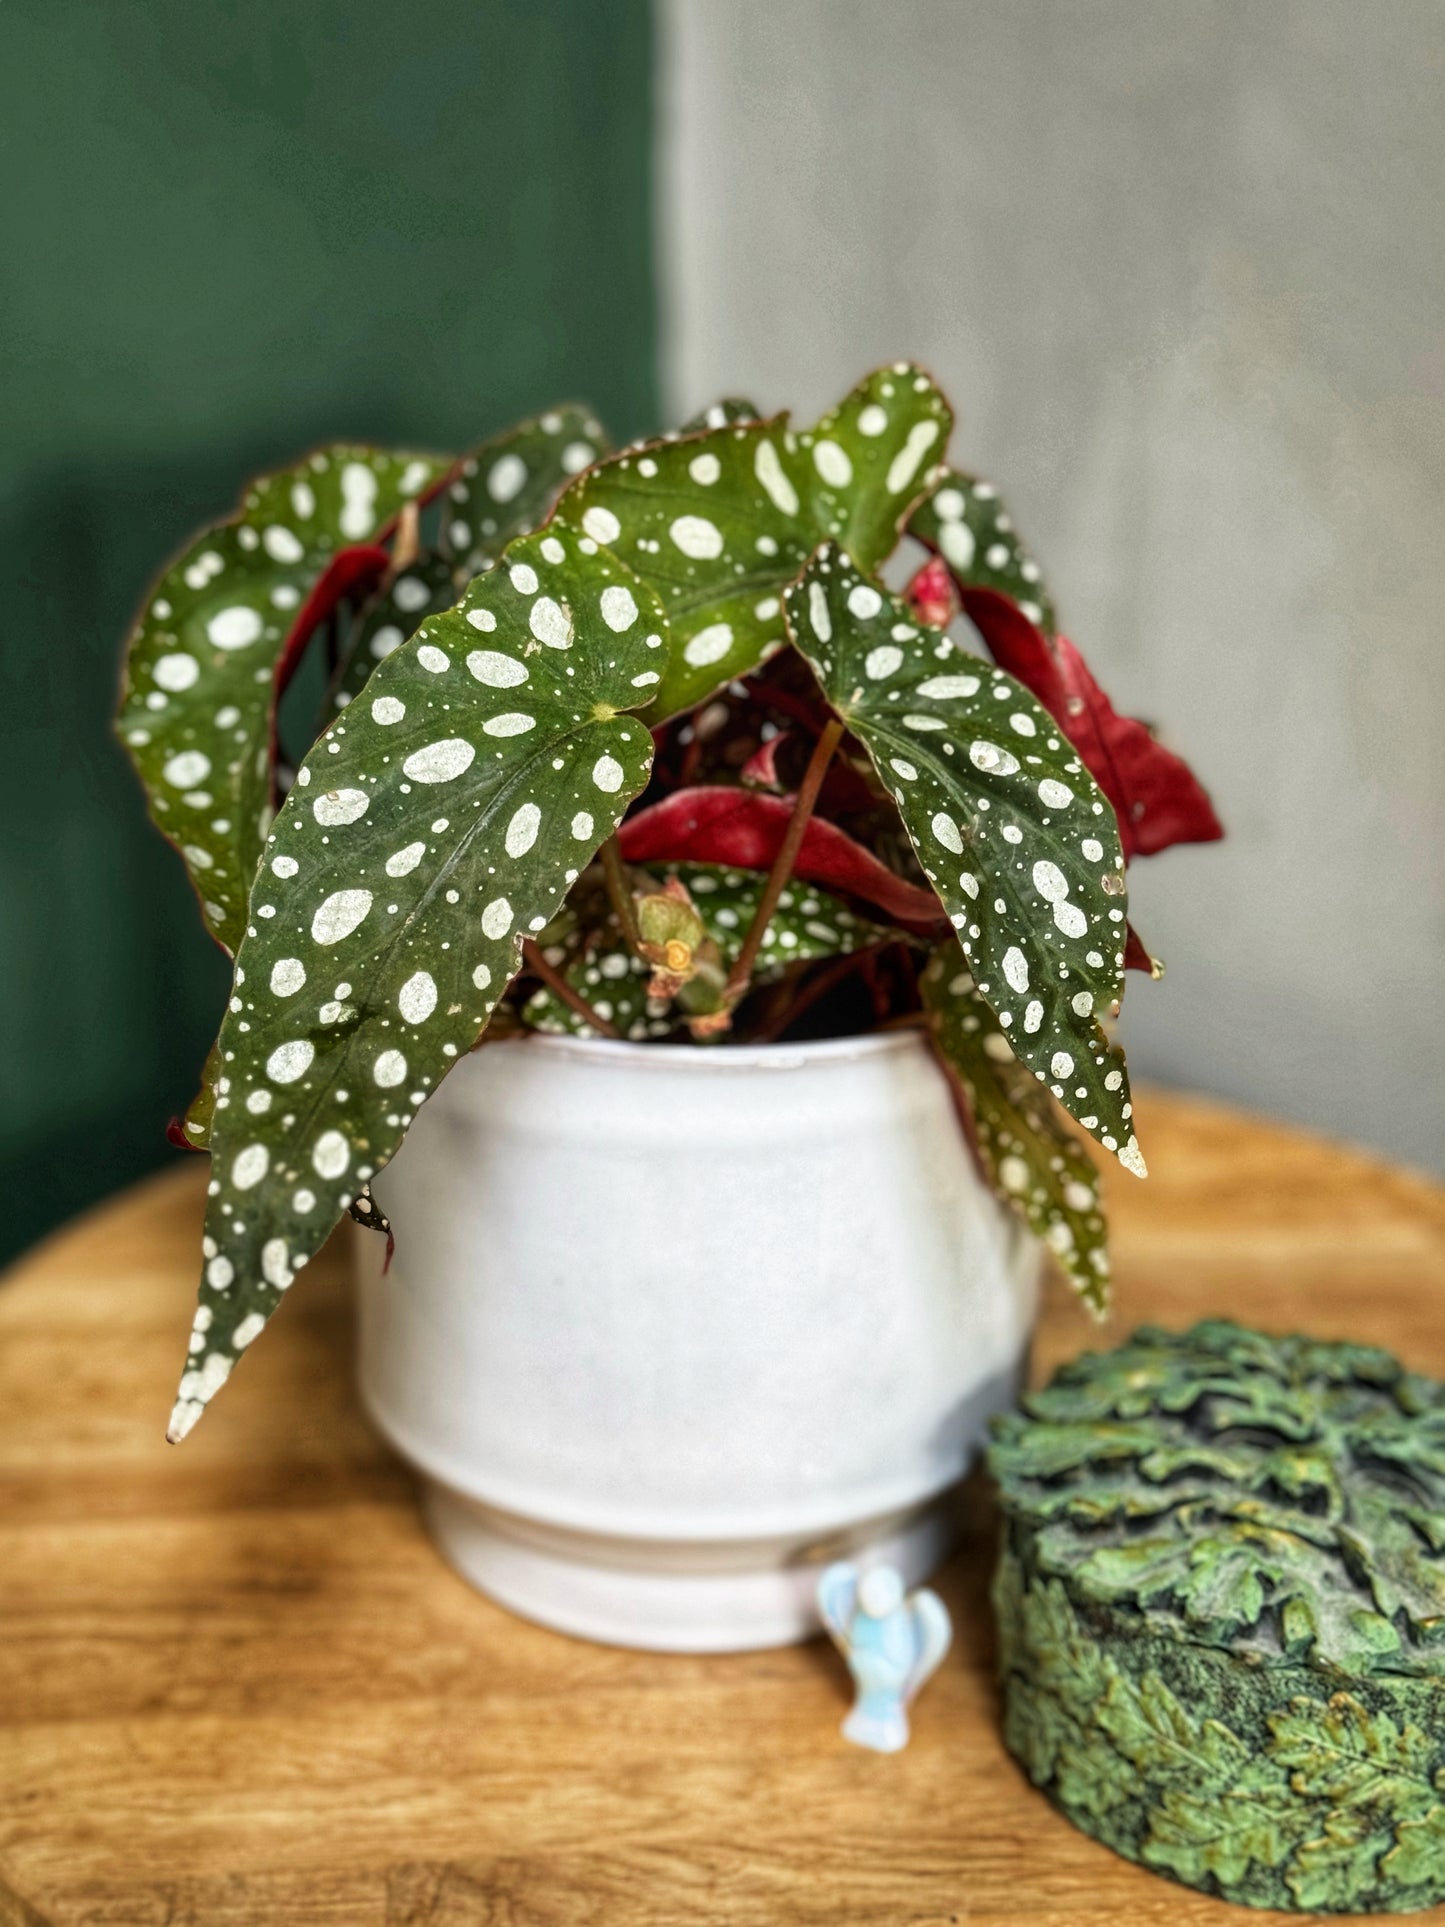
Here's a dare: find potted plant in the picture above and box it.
[116,365,1220,1649]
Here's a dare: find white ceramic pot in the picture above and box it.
[356,1030,1040,1651]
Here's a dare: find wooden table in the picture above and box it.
[3,1091,1445,1927]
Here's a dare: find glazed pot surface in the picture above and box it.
[358,1030,1039,1647]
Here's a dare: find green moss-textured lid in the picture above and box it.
[989,1320,1445,1913]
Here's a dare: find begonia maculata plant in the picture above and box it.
[115,365,1222,1442]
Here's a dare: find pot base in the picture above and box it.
[421,1480,960,1652]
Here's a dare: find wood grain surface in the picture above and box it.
[3,1090,1445,1926]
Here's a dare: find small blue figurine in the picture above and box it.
[817,1560,952,1753]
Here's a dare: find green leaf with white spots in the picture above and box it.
[806,364,952,580]
[166,527,667,1442]
[909,468,1057,633]
[555,414,811,716]
[330,408,617,718]
[679,398,761,433]
[117,444,451,953]
[329,552,460,716]
[441,405,609,576]
[686,864,885,965]
[187,545,462,1150]
[523,864,885,1038]
[555,363,953,718]
[329,410,616,718]
[920,948,1110,1311]
[784,545,1143,1175]
[525,939,665,1041]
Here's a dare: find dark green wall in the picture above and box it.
[0,1,658,1266]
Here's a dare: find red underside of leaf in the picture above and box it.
[1122,923,1156,975]
[905,556,959,630]
[959,587,1223,862]
[619,787,948,933]
[165,1116,198,1152]
[740,732,789,790]
[272,545,391,697]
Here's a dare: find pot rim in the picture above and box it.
[498,1026,930,1073]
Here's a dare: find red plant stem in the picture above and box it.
[599,836,643,957]
[521,939,619,1039]
[725,718,845,1004]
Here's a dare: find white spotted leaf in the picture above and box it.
[909,468,1057,633]
[524,864,885,1039]
[167,527,665,1442]
[806,365,952,583]
[783,544,1143,1174]
[329,408,614,718]
[117,444,451,953]
[921,950,1110,1312]
[443,404,609,576]
[678,397,762,433]
[329,552,459,716]
[555,363,953,718]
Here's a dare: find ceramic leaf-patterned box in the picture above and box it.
[989,1320,1445,1913]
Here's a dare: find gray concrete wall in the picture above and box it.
[659,0,1445,1170]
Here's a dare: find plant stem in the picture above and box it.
[521,939,619,1039]
[725,717,845,1004]
[599,835,643,957]
[389,499,422,574]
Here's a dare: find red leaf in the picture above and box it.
[960,586,1223,862]
[273,545,391,696]
[619,787,948,933]
[1123,923,1163,977]
[905,556,959,630]
[740,730,791,791]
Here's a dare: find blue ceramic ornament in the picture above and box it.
[817,1561,951,1753]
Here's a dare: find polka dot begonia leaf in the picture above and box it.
[442,404,609,577]
[920,948,1109,1312]
[909,467,1057,634]
[783,544,1144,1177]
[328,552,460,716]
[523,864,887,1039]
[554,363,953,719]
[805,366,953,580]
[329,409,616,718]
[186,542,461,1150]
[678,397,762,433]
[117,444,451,954]
[165,527,666,1442]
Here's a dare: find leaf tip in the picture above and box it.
[167,1345,234,1443]
[166,1397,203,1444]
[1118,1136,1148,1181]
